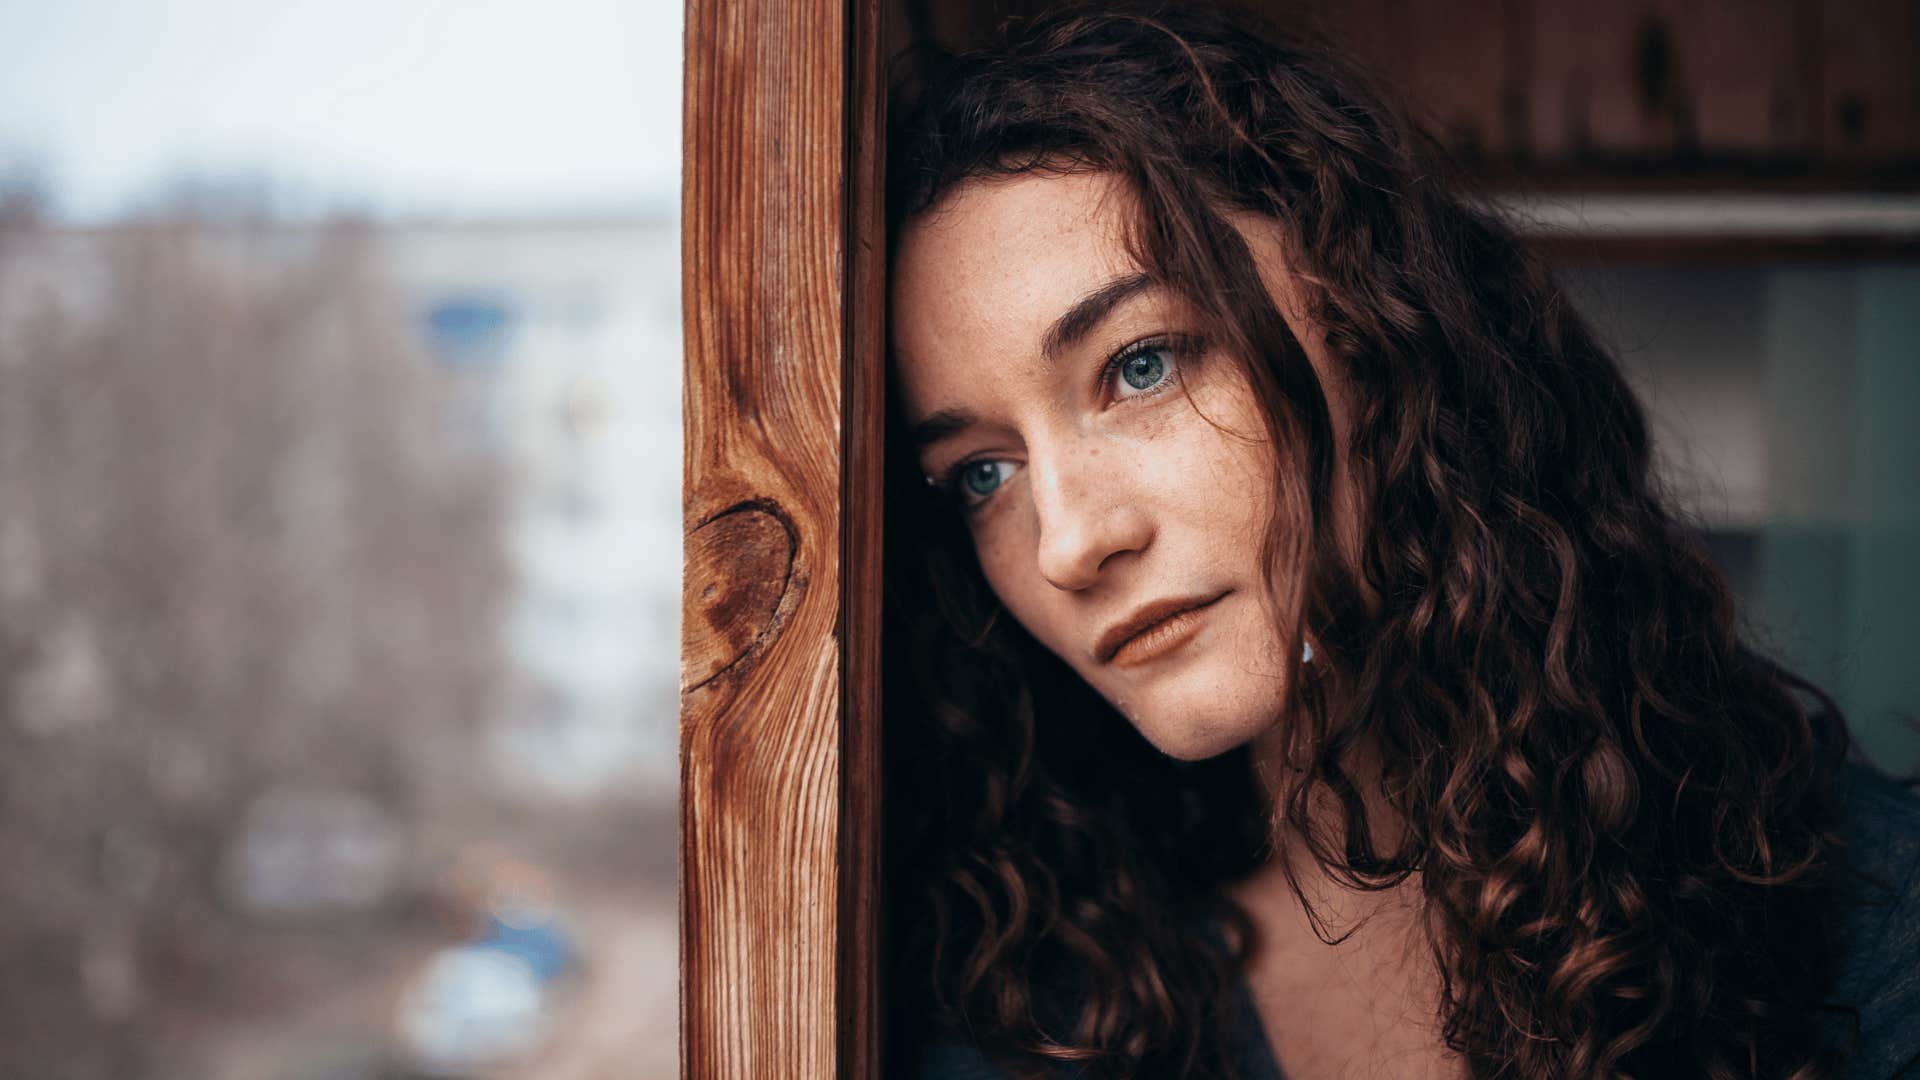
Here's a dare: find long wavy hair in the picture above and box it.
[881,5,1860,1078]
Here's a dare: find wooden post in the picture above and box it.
[680,0,885,1075]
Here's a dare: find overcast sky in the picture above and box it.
[0,0,682,222]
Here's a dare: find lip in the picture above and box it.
[1095,590,1231,666]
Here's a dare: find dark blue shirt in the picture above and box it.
[908,758,1920,1080]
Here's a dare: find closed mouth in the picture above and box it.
[1095,590,1230,665]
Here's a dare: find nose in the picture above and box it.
[1030,442,1153,592]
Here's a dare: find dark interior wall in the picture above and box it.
[886,0,1920,190]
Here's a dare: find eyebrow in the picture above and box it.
[1041,271,1157,365]
[908,271,1158,452]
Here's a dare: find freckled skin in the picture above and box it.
[893,170,1464,1079]
[890,171,1360,762]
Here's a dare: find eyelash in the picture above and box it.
[932,333,1199,516]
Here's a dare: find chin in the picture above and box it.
[1117,673,1283,762]
[1133,714,1265,763]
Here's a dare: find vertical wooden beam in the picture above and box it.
[681,0,884,1074]
[841,0,888,1074]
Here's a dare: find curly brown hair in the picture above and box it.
[880,4,1860,1077]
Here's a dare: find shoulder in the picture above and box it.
[1823,757,1920,1079]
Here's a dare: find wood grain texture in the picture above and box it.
[912,0,1920,186]
[840,0,888,1075]
[681,0,885,1074]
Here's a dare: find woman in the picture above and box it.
[879,5,1920,1079]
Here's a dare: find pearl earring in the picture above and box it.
[1302,638,1315,663]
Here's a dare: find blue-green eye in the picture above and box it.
[1117,346,1170,393]
[960,459,1010,497]
[937,458,1018,514]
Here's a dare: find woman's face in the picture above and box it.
[891,170,1357,762]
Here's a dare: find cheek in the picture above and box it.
[968,519,1052,637]
[970,536,1016,616]
[1171,384,1281,541]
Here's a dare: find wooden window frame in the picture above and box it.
[680,0,887,1076]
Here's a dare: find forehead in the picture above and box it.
[889,171,1143,385]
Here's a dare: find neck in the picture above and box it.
[1233,718,1423,941]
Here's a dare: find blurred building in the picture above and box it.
[380,219,684,798]
[2,217,684,801]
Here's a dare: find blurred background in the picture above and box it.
[0,0,1916,1078]
[1,1,682,1077]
